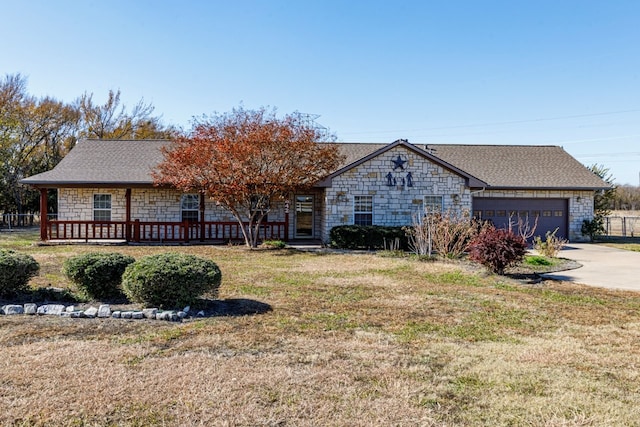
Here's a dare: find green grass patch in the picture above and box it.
[537,289,607,306]
[424,270,482,287]
[524,255,553,266]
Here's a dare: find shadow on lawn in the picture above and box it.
[199,298,272,317]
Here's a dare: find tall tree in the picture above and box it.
[0,74,79,216]
[154,106,343,247]
[78,89,174,140]
[581,163,616,240]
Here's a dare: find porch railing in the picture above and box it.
[46,219,287,243]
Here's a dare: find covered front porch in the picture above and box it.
[36,188,307,244]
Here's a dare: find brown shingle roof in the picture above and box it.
[21,139,609,190]
[423,144,609,189]
[21,139,168,186]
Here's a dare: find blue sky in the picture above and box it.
[3,1,639,185]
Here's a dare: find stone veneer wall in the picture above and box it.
[58,188,128,221]
[478,189,594,242]
[58,188,286,223]
[321,146,471,242]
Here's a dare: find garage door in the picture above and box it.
[473,198,568,240]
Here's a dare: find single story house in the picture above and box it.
[21,138,609,243]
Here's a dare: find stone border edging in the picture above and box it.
[0,303,203,322]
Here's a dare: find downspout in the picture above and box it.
[470,187,486,196]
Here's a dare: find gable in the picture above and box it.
[319,139,486,188]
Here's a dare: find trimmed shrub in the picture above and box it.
[122,252,222,308]
[0,249,40,296]
[62,252,135,300]
[468,227,528,274]
[330,225,408,250]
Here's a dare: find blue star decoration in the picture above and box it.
[392,155,407,171]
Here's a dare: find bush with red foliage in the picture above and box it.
[468,227,528,274]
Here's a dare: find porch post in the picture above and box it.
[39,188,48,241]
[284,199,290,241]
[199,192,206,242]
[125,188,132,241]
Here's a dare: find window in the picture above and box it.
[181,194,200,222]
[496,210,507,217]
[354,196,373,226]
[93,194,111,221]
[424,195,443,214]
[554,210,563,217]
[484,210,495,217]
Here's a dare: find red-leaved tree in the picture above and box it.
[153,107,343,247]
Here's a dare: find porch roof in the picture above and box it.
[21,139,168,187]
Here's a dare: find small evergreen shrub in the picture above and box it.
[122,252,222,308]
[581,217,605,241]
[62,252,135,300]
[0,249,40,296]
[330,225,408,250]
[468,227,528,274]
[260,240,287,249]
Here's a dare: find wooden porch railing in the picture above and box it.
[46,220,288,243]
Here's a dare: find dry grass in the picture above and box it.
[1,231,640,426]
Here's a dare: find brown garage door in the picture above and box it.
[473,198,568,240]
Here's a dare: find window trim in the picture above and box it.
[181,194,200,222]
[353,195,373,226]
[93,194,112,222]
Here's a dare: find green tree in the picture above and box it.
[1,74,175,218]
[581,164,616,241]
[0,74,79,216]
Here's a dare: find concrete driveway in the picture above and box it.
[541,243,640,291]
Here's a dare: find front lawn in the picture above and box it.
[1,230,639,426]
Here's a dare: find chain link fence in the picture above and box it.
[604,215,640,237]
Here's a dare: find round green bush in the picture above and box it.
[62,252,135,300]
[121,252,222,308]
[0,249,40,296]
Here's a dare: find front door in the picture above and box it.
[295,195,314,238]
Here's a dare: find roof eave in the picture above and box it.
[481,185,612,191]
[20,180,157,188]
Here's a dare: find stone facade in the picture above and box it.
[321,146,471,242]
[55,145,597,243]
[58,188,287,224]
[58,188,127,221]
